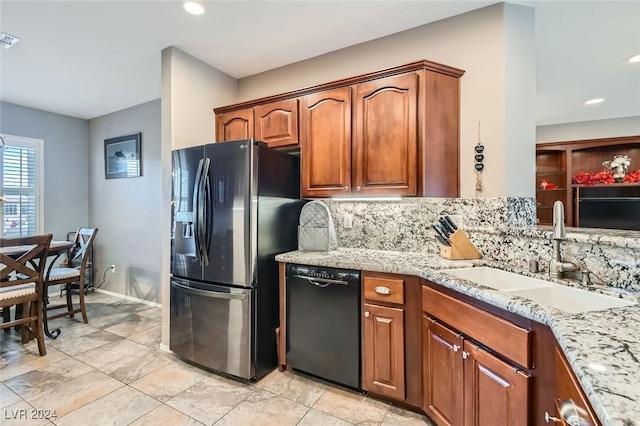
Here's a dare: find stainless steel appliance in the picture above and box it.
[286,264,361,390]
[576,185,640,231]
[170,139,303,382]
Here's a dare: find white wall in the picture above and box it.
[536,115,640,143]
[236,3,536,198]
[0,101,89,240]
[88,100,162,302]
[160,47,238,348]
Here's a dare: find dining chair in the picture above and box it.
[45,228,98,324]
[0,234,53,356]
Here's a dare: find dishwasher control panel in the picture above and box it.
[288,264,360,285]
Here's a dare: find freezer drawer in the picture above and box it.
[170,278,255,380]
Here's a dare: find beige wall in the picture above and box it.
[536,115,640,143]
[237,3,536,198]
[160,47,238,348]
[167,47,238,150]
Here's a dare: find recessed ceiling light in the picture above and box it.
[628,54,640,63]
[184,1,205,15]
[584,98,604,105]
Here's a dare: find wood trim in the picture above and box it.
[214,60,465,114]
[532,322,557,425]
[422,286,532,369]
[278,262,286,370]
[536,135,640,151]
[403,276,422,407]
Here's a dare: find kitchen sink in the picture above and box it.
[442,267,551,291]
[441,267,636,313]
[507,286,636,314]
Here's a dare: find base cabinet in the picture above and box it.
[363,303,405,400]
[463,340,530,426]
[423,317,464,426]
[553,346,600,426]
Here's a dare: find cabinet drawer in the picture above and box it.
[364,276,404,304]
[422,286,531,368]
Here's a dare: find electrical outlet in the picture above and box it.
[344,213,353,229]
[111,264,116,274]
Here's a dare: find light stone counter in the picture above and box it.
[276,248,640,426]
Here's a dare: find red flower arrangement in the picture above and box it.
[572,170,640,185]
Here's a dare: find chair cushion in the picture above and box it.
[48,268,81,281]
[0,283,36,301]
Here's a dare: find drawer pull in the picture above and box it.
[375,286,392,295]
[545,412,561,423]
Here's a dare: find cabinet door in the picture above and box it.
[554,347,599,426]
[422,316,464,426]
[216,109,254,142]
[254,99,299,148]
[354,73,418,196]
[299,87,352,197]
[463,341,530,426]
[362,303,405,400]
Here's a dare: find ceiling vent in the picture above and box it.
[0,32,20,50]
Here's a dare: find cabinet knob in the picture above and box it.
[544,412,561,423]
[462,351,469,360]
[452,344,460,352]
[356,186,361,192]
[344,186,349,191]
[364,312,370,318]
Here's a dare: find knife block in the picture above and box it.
[439,229,482,260]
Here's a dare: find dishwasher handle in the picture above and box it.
[292,274,349,286]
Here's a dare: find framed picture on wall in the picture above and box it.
[104,133,141,179]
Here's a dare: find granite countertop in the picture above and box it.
[276,248,640,426]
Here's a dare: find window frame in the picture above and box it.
[0,133,44,237]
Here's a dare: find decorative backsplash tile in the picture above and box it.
[318,196,639,291]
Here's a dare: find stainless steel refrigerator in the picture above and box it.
[170,139,303,382]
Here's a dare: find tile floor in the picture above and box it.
[1,291,436,426]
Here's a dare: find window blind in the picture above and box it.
[2,142,39,237]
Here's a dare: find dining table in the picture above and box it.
[1,239,75,338]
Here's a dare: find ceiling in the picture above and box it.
[0,1,639,125]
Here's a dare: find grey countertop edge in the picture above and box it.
[275,248,640,426]
[466,225,640,250]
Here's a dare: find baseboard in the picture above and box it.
[159,343,173,353]
[94,288,161,308]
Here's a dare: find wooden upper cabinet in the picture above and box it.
[216,108,253,142]
[254,99,299,148]
[299,87,352,197]
[463,341,530,426]
[423,316,464,426]
[363,303,405,400]
[354,73,418,196]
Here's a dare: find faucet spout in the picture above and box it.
[549,200,579,279]
[552,200,566,240]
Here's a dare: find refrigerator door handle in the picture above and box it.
[170,280,247,300]
[192,159,205,265]
[201,158,212,265]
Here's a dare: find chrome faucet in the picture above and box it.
[549,201,579,279]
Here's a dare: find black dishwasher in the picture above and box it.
[286,264,361,390]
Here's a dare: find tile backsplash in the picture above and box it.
[318,197,639,291]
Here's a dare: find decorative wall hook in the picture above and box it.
[474,122,484,192]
